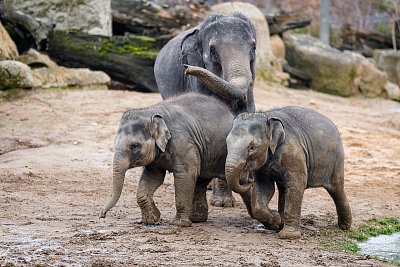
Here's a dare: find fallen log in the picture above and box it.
[266,10,312,36]
[111,0,207,44]
[47,31,162,92]
[0,0,53,52]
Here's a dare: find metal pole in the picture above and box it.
[320,0,330,45]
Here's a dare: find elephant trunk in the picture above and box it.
[184,64,251,102]
[99,152,130,218]
[225,154,252,194]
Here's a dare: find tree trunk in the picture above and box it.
[265,10,312,36]
[48,31,161,92]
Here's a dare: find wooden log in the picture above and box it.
[111,0,207,43]
[47,31,162,92]
[266,10,312,36]
[0,0,53,52]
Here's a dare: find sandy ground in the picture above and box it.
[0,82,399,266]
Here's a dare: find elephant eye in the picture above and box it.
[210,46,219,61]
[130,143,142,151]
[248,144,256,153]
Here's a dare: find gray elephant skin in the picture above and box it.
[225,107,352,239]
[100,93,251,227]
[154,12,257,207]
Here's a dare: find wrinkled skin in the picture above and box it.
[100,93,252,227]
[225,107,352,239]
[154,13,257,207]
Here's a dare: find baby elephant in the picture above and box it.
[100,93,251,226]
[225,107,352,239]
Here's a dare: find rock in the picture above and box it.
[12,0,112,36]
[270,35,286,63]
[0,21,18,60]
[384,82,400,101]
[0,60,34,90]
[17,49,57,68]
[285,34,357,96]
[352,54,388,98]
[373,49,400,86]
[210,2,288,85]
[31,67,110,88]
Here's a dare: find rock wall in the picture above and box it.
[12,0,112,36]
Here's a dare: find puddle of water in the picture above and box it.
[358,232,400,261]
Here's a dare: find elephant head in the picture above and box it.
[181,13,256,102]
[100,111,171,218]
[225,113,285,194]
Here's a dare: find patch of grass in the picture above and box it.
[320,216,400,265]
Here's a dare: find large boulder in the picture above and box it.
[0,21,19,60]
[285,34,389,98]
[285,34,356,96]
[384,81,400,101]
[12,0,112,36]
[373,49,400,86]
[210,2,288,85]
[0,60,34,90]
[31,67,110,88]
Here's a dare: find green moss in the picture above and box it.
[98,35,160,60]
[50,31,160,60]
[320,216,400,265]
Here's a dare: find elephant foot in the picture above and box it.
[171,215,192,227]
[338,217,352,230]
[278,225,301,239]
[254,209,282,230]
[141,205,161,225]
[190,209,208,223]
[210,178,235,207]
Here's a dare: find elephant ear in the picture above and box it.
[267,117,285,155]
[180,28,204,67]
[149,115,171,153]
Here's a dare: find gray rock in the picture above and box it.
[285,34,389,98]
[12,0,112,36]
[0,21,18,60]
[285,34,357,96]
[0,60,34,90]
[31,66,110,88]
[373,49,400,86]
[384,82,400,101]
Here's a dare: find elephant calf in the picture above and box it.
[100,93,251,226]
[225,107,352,239]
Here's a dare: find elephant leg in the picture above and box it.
[278,173,306,239]
[210,178,235,207]
[137,166,166,225]
[251,171,281,230]
[190,178,212,223]
[239,189,253,218]
[171,169,197,227]
[277,183,285,218]
[326,169,352,230]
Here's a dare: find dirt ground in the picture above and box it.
[1,82,399,267]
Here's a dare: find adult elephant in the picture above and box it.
[154,13,257,207]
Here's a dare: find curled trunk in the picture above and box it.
[99,152,130,218]
[184,64,249,102]
[225,155,252,194]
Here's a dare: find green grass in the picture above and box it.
[320,216,400,265]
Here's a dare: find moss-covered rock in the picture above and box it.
[285,34,357,96]
[0,60,33,90]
